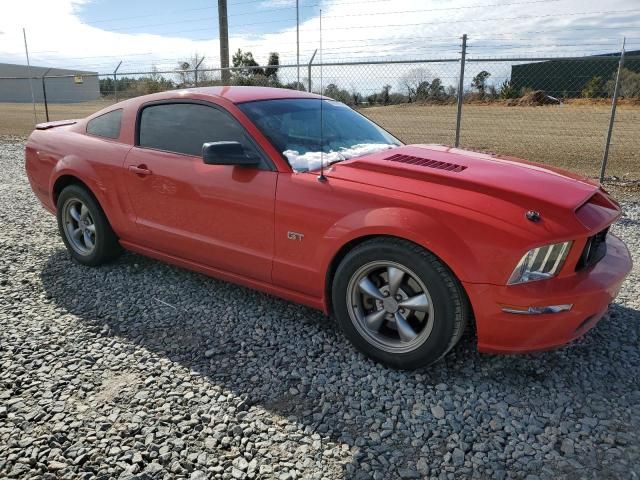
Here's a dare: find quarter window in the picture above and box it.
[138,103,256,157]
[86,109,122,139]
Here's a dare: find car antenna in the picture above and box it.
[317,8,327,183]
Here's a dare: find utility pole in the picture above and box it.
[218,0,230,84]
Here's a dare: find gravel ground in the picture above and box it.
[1,139,639,480]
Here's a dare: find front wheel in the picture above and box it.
[332,238,468,369]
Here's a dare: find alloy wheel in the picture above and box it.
[346,260,435,354]
[62,198,97,256]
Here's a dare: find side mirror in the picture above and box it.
[202,141,260,166]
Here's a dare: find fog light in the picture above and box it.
[501,304,573,315]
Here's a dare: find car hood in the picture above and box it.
[326,144,601,211]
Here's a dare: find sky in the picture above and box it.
[0,0,638,90]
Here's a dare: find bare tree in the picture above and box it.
[176,53,209,87]
[398,68,432,102]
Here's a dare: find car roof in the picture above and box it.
[167,86,325,104]
[86,86,328,126]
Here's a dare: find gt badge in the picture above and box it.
[287,231,304,241]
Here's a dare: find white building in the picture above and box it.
[0,63,100,103]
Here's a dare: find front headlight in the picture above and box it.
[507,241,572,285]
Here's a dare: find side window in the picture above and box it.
[86,109,122,139]
[138,103,257,157]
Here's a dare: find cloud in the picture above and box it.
[0,0,637,86]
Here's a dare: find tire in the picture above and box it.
[332,237,468,370]
[56,184,122,266]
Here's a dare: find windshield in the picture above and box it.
[238,98,401,172]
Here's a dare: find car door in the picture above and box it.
[122,100,277,283]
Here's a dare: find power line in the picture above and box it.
[472,42,627,49]
[321,0,564,19]
[182,17,640,43]
[470,25,640,38]
[295,9,640,32]
[101,16,217,32]
[61,0,405,27]
[21,2,638,68]
[30,50,155,58]
[84,2,317,26]
[28,29,633,65]
[49,0,569,34]
[80,0,569,34]
[96,13,305,33]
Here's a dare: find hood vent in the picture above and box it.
[384,153,467,173]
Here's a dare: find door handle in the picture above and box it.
[128,164,152,176]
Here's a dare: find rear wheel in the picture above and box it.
[56,184,122,266]
[332,238,468,369]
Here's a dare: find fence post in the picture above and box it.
[599,37,626,183]
[308,49,317,92]
[194,56,205,87]
[454,34,467,148]
[296,0,300,87]
[23,28,37,125]
[41,68,52,122]
[113,61,122,102]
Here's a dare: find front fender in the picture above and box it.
[321,206,482,285]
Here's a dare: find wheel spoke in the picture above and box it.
[394,312,418,342]
[387,266,404,296]
[365,309,387,331]
[69,205,81,222]
[80,204,89,221]
[86,223,96,233]
[83,230,94,249]
[399,294,430,312]
[72,228,83,239]
[358,276,384,300]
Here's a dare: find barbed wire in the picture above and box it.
[28,42,634,72]
[36,40,633,71]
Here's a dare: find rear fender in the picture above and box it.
[49,155,124,232]
[51,156,101,203]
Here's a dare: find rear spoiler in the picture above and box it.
[35,119,78,130]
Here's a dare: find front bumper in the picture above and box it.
[464,234,632,354]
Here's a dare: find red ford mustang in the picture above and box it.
[25,86,632,369]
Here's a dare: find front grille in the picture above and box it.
[575,227,609,271]
[384,153,467,172]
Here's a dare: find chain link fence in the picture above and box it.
[1,48,638,182]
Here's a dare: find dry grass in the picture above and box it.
[363,103,640,180]
[2,99,638,180]
[0,100,113,137]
